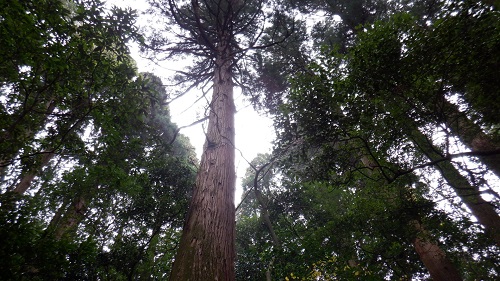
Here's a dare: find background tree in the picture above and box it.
[3,0,498,279]
[256,0,499,279]
[0,1,197,279]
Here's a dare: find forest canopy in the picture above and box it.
[0,0,499,280]
[0,1,196,279]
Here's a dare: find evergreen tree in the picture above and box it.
[266,0,499,278]
[146,0,296,279]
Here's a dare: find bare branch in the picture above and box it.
[168,116,209,146]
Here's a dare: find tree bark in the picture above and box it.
[410,129,500,246]
[359,154,462,280]
[0,98,56,180]
[52,196,88,240]
[411,220,463,281]
[442,100,500,179]
[12,151,54,194]
[169,46,236,280]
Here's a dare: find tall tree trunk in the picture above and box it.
[411,220,462,281]
[360,154,462,280]
[52,195,88,240]
[12,151,54,194]
[44,194,88,241]
[0,97,56,179]
[45,199,69,236]
[410,129,500,246]
[169,47,236,280]
[441,100,500,178]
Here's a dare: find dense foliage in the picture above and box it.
[236,0,500,280]
[0,1,196,279]
[1,0,499,280]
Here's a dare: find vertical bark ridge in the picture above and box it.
[170,49,236,280]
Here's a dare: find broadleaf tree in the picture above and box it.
[0,1,197,279]
[262,0,499,278]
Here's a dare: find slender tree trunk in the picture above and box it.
[410,129,500,246]
[45,200,68,234]
[252,164,280,247]
[359,153,462,280]
[169,47,236,280]
[411,220,463,281]
[12,151,54,194]
[43,196,87,240]
[254,188,280,246]
[441,100,500,178]
[254,181,280,281]
[52,195,88,240]
[0,97,56,179]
